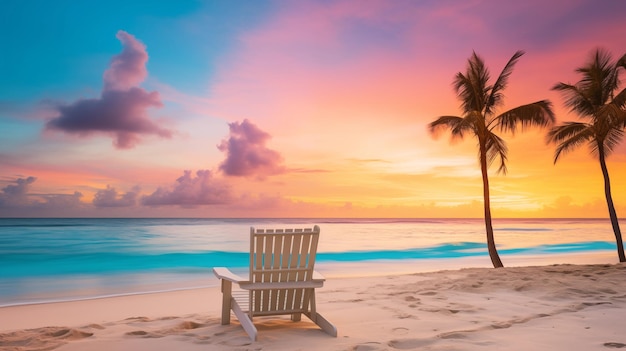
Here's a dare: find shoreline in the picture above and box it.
[2,262,625,350]
[0,284,218,309]
[0,251,617,308]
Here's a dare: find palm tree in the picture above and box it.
[429,51,555,268]
[547,48,626,262]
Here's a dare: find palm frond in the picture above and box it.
[484,131,508,174]
[552,82,595,117]
[551,48,626,165]
[617,53,626,70]
[453,72,475,114]
[613,87,626,110]
[576,49,618,106]
[496,100,555,134]
[486,51,524,115]
[429,115,469,140]
[596,103,626,127]
[547,122,594,163]
[603,127,625,156]
[547,121,589,142]
[454,52,490,114]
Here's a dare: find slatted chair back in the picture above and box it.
[248,225,320,318]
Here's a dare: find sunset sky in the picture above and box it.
[1,0,625,218]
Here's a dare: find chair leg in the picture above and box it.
[291,313,302,322]
[308,289,317,322]
[232,298,258,341]
[310,312,337,337]
[220,280,232,325]
[305,290,337,337]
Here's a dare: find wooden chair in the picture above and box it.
[213,225,337,341]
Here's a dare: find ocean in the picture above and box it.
[0,218,622,307]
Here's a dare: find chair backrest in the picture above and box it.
[248,225,320,316]
[249,225,320,283]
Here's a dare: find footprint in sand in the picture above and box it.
[124,316,152,324]
[395,312,414,319]
[392,327,409,335]
[352,342,385,351]
[438,331,469,339]
[388,338,435,350]
[490,322,512,329]
[219,336,253,346]
[158,316,179,320]
[604,342,626,348]
[125,330,163,338]
[0,326,94,351]
[45,328,92,339]
[177,321,204,330]
[83,324,106,330]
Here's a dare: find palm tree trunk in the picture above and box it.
[480,146,504,268]
[598,147,626,262]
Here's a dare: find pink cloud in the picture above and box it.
[46,30,173,149]
[39,192,84,209]
[0,176,84,211]
[93,185,140,207]
[47,88,169,148]
[0,176,36,207]
[217,119,284,177]
[103,31,148,91]
[141,170,232,207]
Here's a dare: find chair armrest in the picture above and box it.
[312,270,326,282]
[213,267,247,283]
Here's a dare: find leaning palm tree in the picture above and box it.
[430,51,555,268]
[547,48,626,262]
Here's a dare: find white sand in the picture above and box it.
[1,263,625,351]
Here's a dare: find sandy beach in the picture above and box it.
[1,263,625,350]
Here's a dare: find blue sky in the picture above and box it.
[1,0,272,100]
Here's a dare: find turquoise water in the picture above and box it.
[0,218,622,306]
